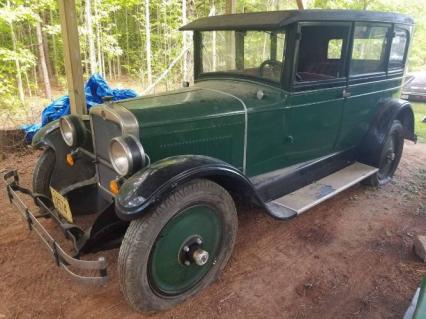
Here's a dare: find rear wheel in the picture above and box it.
[363,120,404,186]
[32,148,55,198]
[118,179,238,313]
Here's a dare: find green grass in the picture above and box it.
[412,102,426,142]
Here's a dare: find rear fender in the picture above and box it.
[115,155,262,221]
[358,98,416,167]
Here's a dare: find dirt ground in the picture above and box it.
[0,142,425,319]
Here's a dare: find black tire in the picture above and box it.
[118,179,238,313]
[363,120,404,186]
[32,148,56,197]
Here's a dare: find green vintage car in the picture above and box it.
[5,9,416,312]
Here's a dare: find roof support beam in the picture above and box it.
[58,0,86,115]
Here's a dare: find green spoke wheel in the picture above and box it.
[118,179,237,313]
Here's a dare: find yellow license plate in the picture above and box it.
[50,187,73,223]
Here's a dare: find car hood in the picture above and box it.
[115,85,244,128]
[114,79,284,128]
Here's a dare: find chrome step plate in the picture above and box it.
[269,162,378,216]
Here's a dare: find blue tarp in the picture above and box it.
[23,74,137,142]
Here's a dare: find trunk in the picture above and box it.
[10,23,25,103]
[50,9,59,79]
[210,5,216,71]
[225,0,236,14]
[113,10,121,77]
[27,23,39,93]
[296,0,304,10]
[24,70,32,97]
[125,6,130,69]
[94,0,103,76]
[41,11,55,82]
[7,0,24,103]
[85,0,97,74]
[224,0,235,69]
[32,66,39,92]
[182,0,188,81]
[36,20,52,100]
[117,56,121,77]
[145,0,153,86]
[108,58,112,79]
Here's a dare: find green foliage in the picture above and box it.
[0,0,425,116]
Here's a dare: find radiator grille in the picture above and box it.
[91,113,122,191]
[91,114,122,160]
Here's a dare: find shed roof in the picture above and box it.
[180,9,414,31]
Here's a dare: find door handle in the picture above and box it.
[342,89,351,98]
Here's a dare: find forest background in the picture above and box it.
[1,0,425,127]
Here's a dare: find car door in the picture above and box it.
[336,22,395,149]
[284,22,352,165]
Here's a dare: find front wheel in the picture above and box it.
[118,179,238,313]
[363,120,404,186]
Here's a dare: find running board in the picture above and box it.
[265,162,378,219]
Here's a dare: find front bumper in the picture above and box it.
[4,170,108,285]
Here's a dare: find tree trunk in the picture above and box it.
[85,0,97,74]
[182,0,188,82]
[24,70,32,97]
[11,31,24,103]
[145,0,153,86]
[226,0,236,14]
[7,1,24,103]
[125,6,130,69]
[94,0,103,76]
[225,0,235,70]
[36,20,52,100]
[209,5,216,71]
[27,23,39,93]
[50,9,59,79]
[296,0,304,10]
[41,11,55,82]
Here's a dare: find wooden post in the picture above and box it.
[296,0,304,10]
[58,0,86,115]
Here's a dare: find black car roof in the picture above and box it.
[180,9,414,31]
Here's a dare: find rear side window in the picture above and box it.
[389,28,408,69]
[295,24,350,83]
[350,24,390,75]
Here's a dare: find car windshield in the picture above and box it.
[200,30,286,83]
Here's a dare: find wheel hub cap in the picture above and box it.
[386,152,396,161]
[193,249,209,266]
[180,236,210,267]
[148,205,222,296]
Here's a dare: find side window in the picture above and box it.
[295,25,349,83]
[389,27,408,69]
[350,24,390,75]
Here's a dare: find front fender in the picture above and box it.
[115,155,261,221]
[30,118,95,191]
[31,120,60,149]
[358,98,415,167]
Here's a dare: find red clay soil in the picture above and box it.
[0,143,425,319]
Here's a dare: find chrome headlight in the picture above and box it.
[109,135,146,176]
[59,115,86,147]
